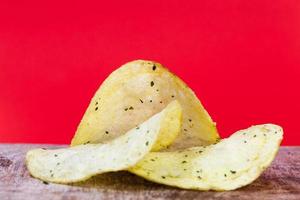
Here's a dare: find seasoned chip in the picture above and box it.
[26,101,182,183]
[26,59,282,191]
[129,124,283,191]
[71,60,219,149]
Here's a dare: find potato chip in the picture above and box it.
[71,60,219,149]
[129,124,283,191]
[26,101,182,183]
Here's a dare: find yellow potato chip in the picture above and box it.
[26,59,282,191]
[71,60,219,149]
[26,101,182,183]
[129,124,283,191]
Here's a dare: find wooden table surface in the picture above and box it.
[0,144,299,200]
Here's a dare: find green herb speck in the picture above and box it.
[152,65,156,71]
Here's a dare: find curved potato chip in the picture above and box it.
[71,60,219,149]
[129,124,283,191]
[26,101,182,183]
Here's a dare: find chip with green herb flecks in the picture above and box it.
[25,60,283,191]
[71,60,219,150]
[129,124,283,191]
[26,101,182,183]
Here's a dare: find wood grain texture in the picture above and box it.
[0,144,299,200]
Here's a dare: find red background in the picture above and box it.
[0,1,299,145]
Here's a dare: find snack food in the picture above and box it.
[129,124,283,191]
[26,101,182,183]
[71,60,219,150]
[26,60,283,191]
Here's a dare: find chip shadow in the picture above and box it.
[72,171,171,191]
